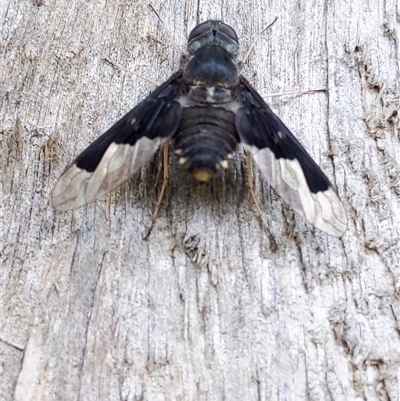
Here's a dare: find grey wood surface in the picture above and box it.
[1,0,399,400]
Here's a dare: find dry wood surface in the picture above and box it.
[1,0,399,400]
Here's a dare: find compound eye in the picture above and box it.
[188,21,212,43]
[219,24,238,43]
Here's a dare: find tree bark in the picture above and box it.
[1,0,399,400]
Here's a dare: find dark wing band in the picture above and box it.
[236,76,347,236]
[52,73,183,211]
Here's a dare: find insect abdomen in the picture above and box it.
[173,106,239,181]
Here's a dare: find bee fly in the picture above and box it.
[52,20,347,236]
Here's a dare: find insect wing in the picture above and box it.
[52,73,182,211]
[236,77,347,236]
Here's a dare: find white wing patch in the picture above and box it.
[252,147,347,236]
[52,137,163,211]
[52,166,92,211]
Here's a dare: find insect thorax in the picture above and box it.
[183,45,238,103]
[174,45,240,181]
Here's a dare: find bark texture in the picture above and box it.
[1,0,399,400]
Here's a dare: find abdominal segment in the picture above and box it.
[173,106,239,180]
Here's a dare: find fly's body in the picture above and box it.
[176,38,241,181]
[52,21,347,236]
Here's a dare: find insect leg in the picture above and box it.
[242,17,278,64]
[246,151,278,249]
[144,143,170,240]
[153,143,170,220]
[147,5,183,54]
[246,151,263,217]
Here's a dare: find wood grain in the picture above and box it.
[1,0,399,400]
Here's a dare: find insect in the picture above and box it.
[52,20,347,236]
